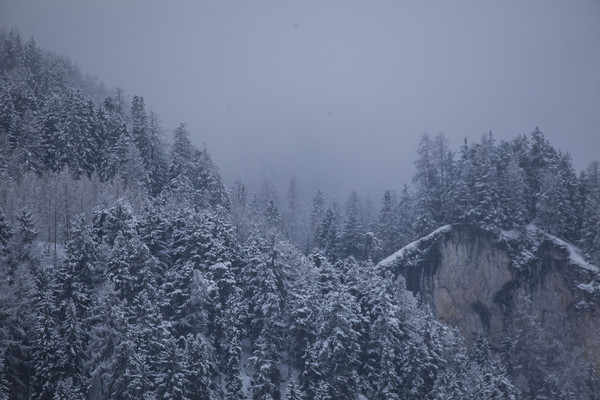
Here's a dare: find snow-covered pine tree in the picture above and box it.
[499,153,527,229]
[581,161,600,262]
[525,127,559,219]
[249,330,281,400]
[284,376,301,400]
[0,206,12,255]
[55,299,88,396]
[156,335,189,400]
[0,355,9,400]
[223,324,246,400]
[413,133,444,236]
[376,189,398,257]
[310,190,326,240]
[97,95,130,182]
[30,268,61,400]
[316,207,339,261]
[337,211,364,260]
[265,199,281,230]
[469,333,518,400]
[312,289,361,399]
[470,133,502,230]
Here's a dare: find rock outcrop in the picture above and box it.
[377,224,600,362]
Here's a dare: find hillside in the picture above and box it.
[1,29,600,400]
[378,223,600,397]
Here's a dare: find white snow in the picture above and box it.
[240,339,253,394]
[528,225,600,273]
[577,281,597,293]
[499,228,521,241]
[377,225,452,269]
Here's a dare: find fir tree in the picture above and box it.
[338,211,365,260]
[250,330,281,400]
[0,356,9,400]
[156,335,189,400]
[316,207,338,261]
[30,269,61,400]
[310,190,326,234]
[223,325,246,400]
[312,289,361,399]
[0,206,12,255]
[186,333,216,400]
[285,376,301,400]
[265,199,282,230]
[377,189,398,257]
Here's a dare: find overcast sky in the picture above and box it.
[1,0,599,198]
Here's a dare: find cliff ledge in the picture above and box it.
[377,224,600,362]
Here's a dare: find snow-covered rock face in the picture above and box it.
[378,224,600,363]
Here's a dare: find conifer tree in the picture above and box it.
[316,207,338,261]
[499,154,527,229]
[56,215,97,317]
[284,279,316,369]
[110,334,154,400]
[156,335,189,400]
[581,161,600,262]
[30,269,61,400]
[338,211,364,260]
[312,289,361,399]
[471,133,501,229]
[285,376,301,400]
[299,344,322,400]
[97,97,130,181]
[413,133,443,235]
[526,127,558,218]
[0,206,12,255]
[0,356,9,400]
[87,282,126,400]
[186,333,216,400]
[395,184,415,246]
[265,199,282,230]
[310,190,326,234]
[56,299,87,396]
[250,331,281,400]
[314,381,333,400]
[470,333,518,400]
[223,325,246,400]
[2,208,37,398]
[444,137,473,224]
[130,95,150,163]
[377,189,398,257]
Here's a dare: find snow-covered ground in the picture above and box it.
[377,225,452,269]
[527,224,600,273]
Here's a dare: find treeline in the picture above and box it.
[409,130,600,258]
[234,128,600,268]
[0,29,599,400]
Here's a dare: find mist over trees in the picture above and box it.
[1,29,599,399]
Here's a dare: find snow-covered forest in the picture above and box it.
[2,30,600,399]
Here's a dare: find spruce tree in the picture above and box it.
[338,211,364,260]
[250,331,281,400]
[156,335,189,400]
[0,356,9,400]
[30,269,61,400]
[186,333,216,400]
[285,376,301,400]
[316,207,338,261]
[377,189,398,257]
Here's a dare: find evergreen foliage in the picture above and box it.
[1,29,599,400]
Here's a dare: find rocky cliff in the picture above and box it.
[377,224,600,362]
